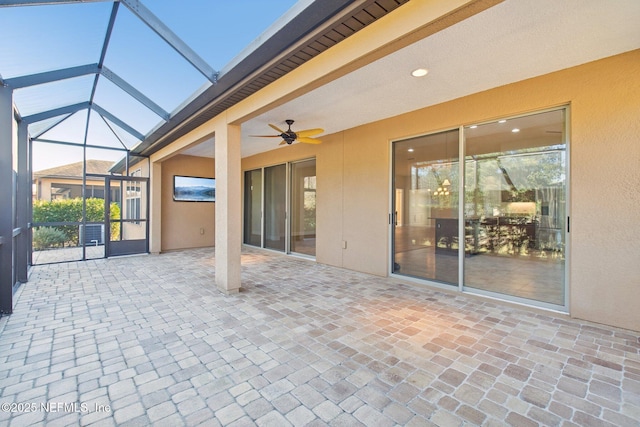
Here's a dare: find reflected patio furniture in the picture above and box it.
[435,216,537,256]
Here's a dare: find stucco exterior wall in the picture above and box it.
[160,154,215,251]
[241,50,640,331]
[565,52,640,331]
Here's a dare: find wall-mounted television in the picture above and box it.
[173,175,215,202]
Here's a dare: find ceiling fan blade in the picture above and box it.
[279,140,288,145]
[296,128,324,137]
[250,134,282,138]
[297,136,322,144]
[269,123,285,133]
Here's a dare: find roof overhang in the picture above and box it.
[131,0,411,158]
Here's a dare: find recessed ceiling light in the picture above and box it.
[470,125,478,129]
[512,128,520,133]
[408,148,414,152]
[411,68,429,77]
[499,120,507,123]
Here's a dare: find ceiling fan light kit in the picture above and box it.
[252,119,324,145]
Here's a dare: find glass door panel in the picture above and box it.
[244,169,262,246]
[393,129,460,285]
[464,109,566,305]
[290,159,316,256]
[264,164,286,251]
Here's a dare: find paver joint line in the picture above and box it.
[0,247,638,427]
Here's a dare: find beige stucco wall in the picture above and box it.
[565,52,640,331]
[132,158,150,178]
[242,50,640,331]
[160,154,215,251]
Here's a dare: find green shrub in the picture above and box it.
[109,203,121,240]
[32,227,68,251]
[33,198,121,245]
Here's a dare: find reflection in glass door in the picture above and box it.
[244,169,262,246]
[464,109,566,305]
[264,164,287,251]
[392,129,460,285]
[391,108,567,308]
[290,159,316,256]
[244,159,317,258]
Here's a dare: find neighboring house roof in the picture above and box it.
[33,160,115,179]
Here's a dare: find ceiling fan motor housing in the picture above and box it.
[283,119,297,143]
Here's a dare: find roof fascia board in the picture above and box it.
[101,66,169,120]
[135,0,357,156]
[143,0,504,157]
[23,101,89,124]
[91,103,145,140]
[4,64,100,89]
[227,0,492,124]
[219,0,314,76]
[120,0,218,83]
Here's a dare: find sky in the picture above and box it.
[0,0,299,172]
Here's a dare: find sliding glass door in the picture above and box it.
[290,160,316,256]
[463,109,566,305]
[264,165,287,251]
[244,159,316,257]
[243,169,262,246]
[392,129,460,285]
[392,108,567,309]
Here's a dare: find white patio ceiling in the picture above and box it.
[3,1,639,163]
[183,0,640,159]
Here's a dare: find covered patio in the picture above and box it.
[1,249,638,426]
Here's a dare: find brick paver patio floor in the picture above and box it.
[0,248,638,426]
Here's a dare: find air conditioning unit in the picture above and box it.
[80,224,105,245]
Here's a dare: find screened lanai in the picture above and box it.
[1,0,410,314]
[4,0,638,330]
[0,0,302,313]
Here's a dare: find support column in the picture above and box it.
[214,121,242,294]
[16,121,28,283]
[149,160,162,254]
[0,85,14,314]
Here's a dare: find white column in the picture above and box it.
[214,121,242,294]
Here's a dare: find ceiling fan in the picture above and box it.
[253,119,324,145]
